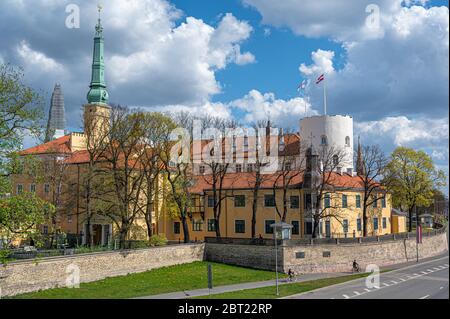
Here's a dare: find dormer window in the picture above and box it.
[321,135,328,146]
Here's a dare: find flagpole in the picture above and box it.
[323,79,327,116]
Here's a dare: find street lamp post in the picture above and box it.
[271,220,293,297]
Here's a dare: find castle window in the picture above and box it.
[356,195,361,208]
[342,194,348,208]
[290,196,300,209]
[30,184,36,193]
[381,197,387,208]
[343,219,349,233]
[373,217,379,230]
[44,184,50,194]
[345,136,351,147]
[321,135,328,146]
[324,193,331,208]
[199,165,205,174]
[265,220,275,234]
[234,195,246,207]
[247,164,254,173]
[207,219,216,232]
[192,220,203,232]
[264,194,276,207]
[292,221,300,235]
[173,222,180,234]
[235,164,242,173]
[235,220,245,234]
[17,184,23,195]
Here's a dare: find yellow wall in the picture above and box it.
[163,190,393,241]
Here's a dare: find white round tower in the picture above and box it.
[299,115,354,174]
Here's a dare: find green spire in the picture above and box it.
[87,4,109,105]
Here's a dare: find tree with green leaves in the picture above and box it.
[384,147,446,232]
[138,112,177,239]
[0,63,44,194]
[0,193,55,246]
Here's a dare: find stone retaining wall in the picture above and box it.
[0,244,204,297]
[1,231,448,297]
[205,231,449,274]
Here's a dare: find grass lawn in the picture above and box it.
[11,261,285,299]
[195,273,371,299]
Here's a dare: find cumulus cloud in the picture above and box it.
[355,115,449,178]
[16,41,65,74]
[299,49,335,76]
[243,0,404,41]
[252,1,449,121]
[356,116,449,146]
[0,0,255,128]
[229,89,318,127]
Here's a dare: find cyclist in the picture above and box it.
[287,268,295,281]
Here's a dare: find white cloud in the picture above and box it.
[355,116,449,146]
[150,101,233,120]
[287,3,449,120]
[299,49,335,76]
[16,41,64,73]
[243,0,404,41]
[229,89,318,127]
[0,0,255,124]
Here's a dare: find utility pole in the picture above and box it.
[274,208,279,297]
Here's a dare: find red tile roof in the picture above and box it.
[19,135,72,156]
[189,171,369,193]
[65,150,90,164]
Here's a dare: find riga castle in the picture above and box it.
[12,12,405,246]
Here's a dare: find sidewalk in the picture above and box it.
[135,252,449,299]
[135,272,350,299]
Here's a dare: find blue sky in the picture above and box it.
[0,0,448,193]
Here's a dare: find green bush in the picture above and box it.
[149,235,168,247]
[0,249,11,265]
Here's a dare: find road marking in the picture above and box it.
[364,288,371,292]
[343,294,350,299]
[419,295,429,299]
[414,273,420,276]
[426,269,433,272]
[390,280,398,284]
[433,267,441,271]
[383,283,390,287]
[444,264,449,267]
[421,271,428,274]
[353,291,361,296]
[440,287,444,290]
[399,278,406,282]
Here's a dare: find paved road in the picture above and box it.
[286,254,449,299]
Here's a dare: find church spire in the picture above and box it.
[356,135,365,176]
[45,84,66,142]
[87,4,109,105]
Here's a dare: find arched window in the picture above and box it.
[345,136,351,147]
[321,135,328,146]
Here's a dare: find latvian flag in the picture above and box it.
[316,74,325,84]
